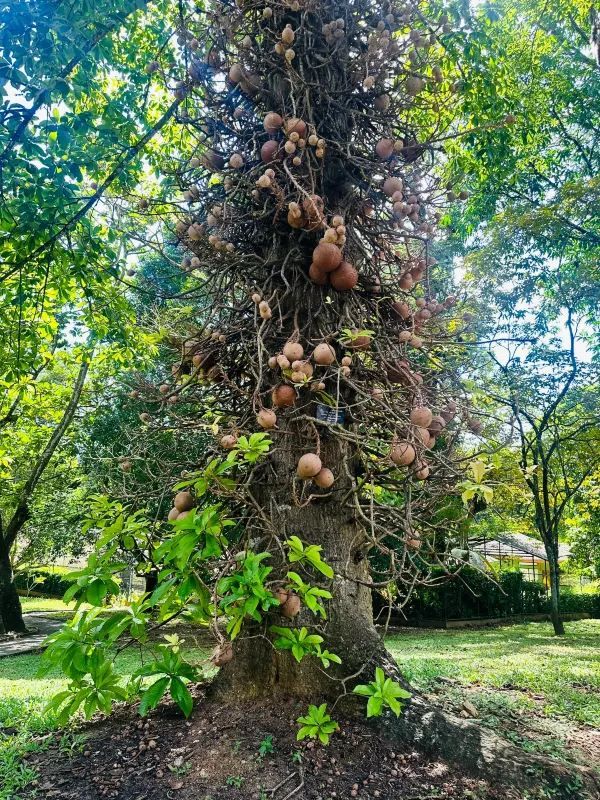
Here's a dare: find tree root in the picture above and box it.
[386,695,600,799]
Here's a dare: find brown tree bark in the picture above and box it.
[0,534,26,634]
[216,425,391,699]
[0,351,91,633]
[548,550,565,636]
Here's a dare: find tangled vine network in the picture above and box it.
[127,0,485,675]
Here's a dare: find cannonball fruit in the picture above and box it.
[312,243,342,273]
[263,112,283,133]
[220,434,238,449]
[313,467,334,488]
[283,341,304,361]
[211,642,233,667]
[309,263,329,285]
[261,140,280,163]
[429,415,446,435]
[257,409,277,429]
[330,261,358,291]
[297,453,322,479]
[313,343,336,365]
[167,507,180,521]
[410,407,433,428]
[414,463,430,480]
[376,138,395,159]
[383,177,403,197]
[281,593,301,618]
[174,491,194,512]
[272,384,296,408]
[390,442,416,466]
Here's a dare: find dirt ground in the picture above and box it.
[27,686,589,800]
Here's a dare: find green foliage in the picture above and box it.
[296,704,339,745]
[218,552,280,639]
[257,734,274,759]
[269,626,340,670]
[400,565,550,621]
[285,536,334,579]
[233,433,272,463]
[285,572,332,618]
[353,668,411,718]
[62,553,126,607]
[136,641,197,718]
[13,568,73,598]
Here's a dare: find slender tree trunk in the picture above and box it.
[0,535,26,633]
[144,570,158,594]
[0,351,91,633]
[547,550,565,636]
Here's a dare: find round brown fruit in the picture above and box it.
[429,415,446,435]
[312,243,342,273]
[167,507,180,521]
[414,463,430,480]
[281,593,301,618]
[174,491,194,512]
[330,261,358,291]
[410,406,433,428]
[390,442,416,466]
[257,409,277,429]
[297,453,322,479]
[406,535,422,551]
[261,140,280,163]
[275,587,289,605]
[284,117,307,137]
[211,642,233,667]
[272,384,296,408]
[313,467,334,488]
[309,262,329,285]
[220,434,238,449]
[414,426,432,447]
[348,333,371,351]
[263,111,283,133]
[283,341,304,361]
[313,343,336,366]
[383,177,403,197]
[376,138,395,159]
[300,361,314,378]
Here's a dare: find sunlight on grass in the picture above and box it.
[387,620,600,726]
[0,643,210,800]
[18,597,76,613]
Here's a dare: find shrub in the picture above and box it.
[14,568,73,598]
[390,569,600,622]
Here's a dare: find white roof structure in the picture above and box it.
[469,532,571,564]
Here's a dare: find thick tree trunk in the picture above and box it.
[0,537,26,634]
[216,424,393,700]
[548,551,565,636]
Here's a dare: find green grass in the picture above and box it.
[18,596,76,613]
[0,645,209,800]
[2,620,598,798]
[387,619,600,727]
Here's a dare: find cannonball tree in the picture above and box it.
[47,0,479,731]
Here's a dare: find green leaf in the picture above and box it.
[139,676,169,716]
[170,677,193,718]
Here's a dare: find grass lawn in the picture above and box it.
[1,619,598,798]
[18,597,76,614]
[387,619,600,727]
[0,644,210,800]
